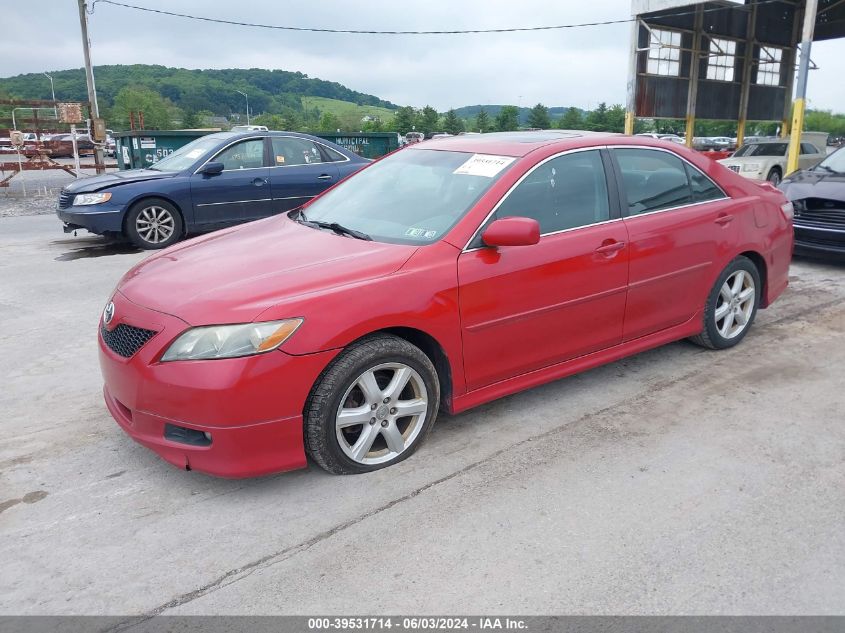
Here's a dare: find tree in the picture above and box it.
[584,102,610,131]
[475,107,491,133]
[110,87,180,129]
[393,106,417,134]
[606,104,627,133]
[527,103,550,129]
[319,112,342,132]
[419,105,440,134]
[558,107,583,130]
[443,109,465,135]
[495,105,519,132]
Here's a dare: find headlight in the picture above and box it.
[73,192,112,206]
[161,318,303,361]
[741,163,761,173]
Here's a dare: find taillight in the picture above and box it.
[780,201,794,221]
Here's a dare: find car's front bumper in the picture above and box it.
[98,290,339,478]
[794,223,845,261]
[56,203,126,235]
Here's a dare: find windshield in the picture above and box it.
[149,135,227,172]
[299,148,515,245]
[733,142,788,158]
[815,147,845,173]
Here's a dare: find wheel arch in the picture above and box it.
[336,326,455,414]
[738,249,769,307]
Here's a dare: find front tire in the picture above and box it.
[690,256,761,350]
[125,198,183,250]
[304,334,440,475]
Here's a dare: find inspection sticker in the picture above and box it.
[405,228,438,239]
[453,154,515,178]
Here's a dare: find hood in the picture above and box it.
[64,169,178,193]
[780,168,845,203]
[117,215,418,325]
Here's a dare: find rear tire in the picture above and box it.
[125,198,183,250]
[690,256,761,350]
[304,334,440,475]
[766,167,782,186]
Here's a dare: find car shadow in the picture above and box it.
[53,236,140,261]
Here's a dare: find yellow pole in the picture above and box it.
[736,119,746,148]
[786,0,818,175]
[625,112,635,136]
[786,98,806,174]
[685,116,695,149]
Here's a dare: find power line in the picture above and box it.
[94,0,788,36]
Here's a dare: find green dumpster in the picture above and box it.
[314,132,400,159]
[114,130,217,170]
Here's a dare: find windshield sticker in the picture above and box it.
[453,154,515,178]
[276,155,286,165]
[185,149,204,159]
[405,228,438,239]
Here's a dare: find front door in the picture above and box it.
[457,149,629,391]
[190,137,271,228]
[268,136,340,215]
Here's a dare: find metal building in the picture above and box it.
[624,0,845,171]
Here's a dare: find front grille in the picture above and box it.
[101,324,157,358]
[727,165,740,173]
[795,198,845,228]
[796,234,845,249]
[58,190,74,209]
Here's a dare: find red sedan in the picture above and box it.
[99,131,793,477]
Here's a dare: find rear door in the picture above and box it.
[267,136,339,215]
[799,143,824,170]
[190,137,271,228]
[611,147,734,341]
[457,148,629,390]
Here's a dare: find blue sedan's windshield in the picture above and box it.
[300,148,515,245]
[149,135,229,172]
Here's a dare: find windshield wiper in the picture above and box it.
[297,211,371,241]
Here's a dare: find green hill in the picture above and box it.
[0,65,397,117]
[301,96,396,122]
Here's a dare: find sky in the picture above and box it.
[0,0,843,112]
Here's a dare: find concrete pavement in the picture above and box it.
[1,214,843,615]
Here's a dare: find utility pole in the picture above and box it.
[236,90,250,125]
[77,0,105,173]
[786,0,818,175]
[44,72,57,119]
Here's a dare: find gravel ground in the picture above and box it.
[0,158,118,218]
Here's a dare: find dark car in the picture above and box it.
[56,131,369,249]
[47,133,96,157]
[779,146,845,260]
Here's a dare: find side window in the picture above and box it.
[614,148,693,215]
[684,163,725,203]
[495,150,610,235]
[271,137,326,166]
[213,139,265,170]
[800,143,819,155]
[321,145,348,162]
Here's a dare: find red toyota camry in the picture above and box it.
[99,131,793,477]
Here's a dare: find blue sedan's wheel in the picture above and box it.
[126,198,183,250]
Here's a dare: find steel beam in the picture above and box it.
[684,5,703,148]
[787,0,819,174]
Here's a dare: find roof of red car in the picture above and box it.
[410,130,624,157]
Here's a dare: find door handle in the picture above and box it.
[715,214,734,226]
[595,240,626,255]
[252,177,268,186]
[317,174,333,180]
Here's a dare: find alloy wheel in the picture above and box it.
[335,362,429,465]
[714,270,756,339]
[135,205,175,245]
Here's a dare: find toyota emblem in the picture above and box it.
[103,301,115,326]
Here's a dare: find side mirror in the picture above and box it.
[198,161,224,176]
[482,217,540,248]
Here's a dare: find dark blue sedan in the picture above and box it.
[56,131,369,249]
